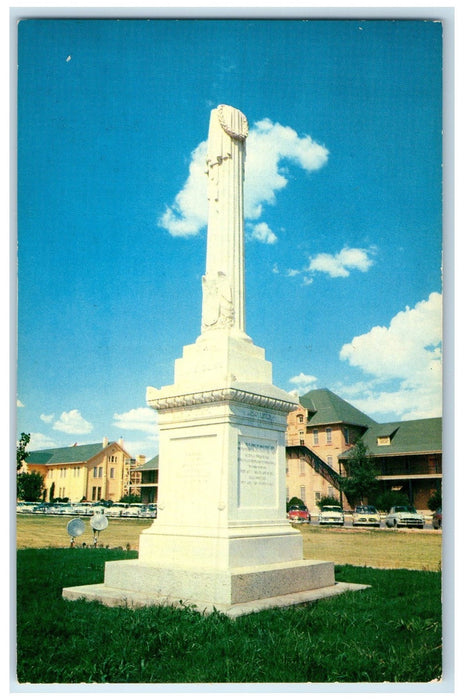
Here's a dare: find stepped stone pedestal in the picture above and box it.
[62,332,367,616]
[62,104,368,616]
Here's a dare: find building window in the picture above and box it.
[98,467,103,478]
[343,427,350,445]
[327,455,333,467]
[328,486,334,498]
[315,491,321,505]
[299,431,305,445]
[313,429,319,446]
[377,436,391,446]
[297,414,304,423]
[93,467,97,478]
[110,467,115,479]
[300,486,306,502]
[299,459,306,476]
[92,486,102,501]
[326,427,332,445]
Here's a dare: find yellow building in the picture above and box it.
[25,438,139,503]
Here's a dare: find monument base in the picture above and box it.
[62,558,368,618]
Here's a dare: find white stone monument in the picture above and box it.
[63,105,366,616]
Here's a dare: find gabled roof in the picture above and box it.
[339,417,442,458]
[132,455,159,472]
[299,388,377,428]
[26,442,121,466]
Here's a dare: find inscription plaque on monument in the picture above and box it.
[238,437,278,508]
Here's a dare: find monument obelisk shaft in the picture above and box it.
[202,105,248,337]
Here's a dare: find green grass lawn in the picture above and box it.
[16,548,442,685]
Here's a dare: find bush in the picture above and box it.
[119,494,142,504]
[286,496,306,512]
[427,487,441,512]
[316,496,341,509]
[374,490,410,513]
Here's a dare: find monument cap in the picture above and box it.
[217,104,248,140]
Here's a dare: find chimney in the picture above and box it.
[102,437,108,448]
[118,437,124,447]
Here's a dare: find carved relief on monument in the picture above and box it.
[201,271,235,331]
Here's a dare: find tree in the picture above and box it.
[16,432,31,471]
[428,485,442,511]
[339,439,379,507]
[17,471,45,502]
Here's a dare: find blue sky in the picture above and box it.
[16,18,443,460]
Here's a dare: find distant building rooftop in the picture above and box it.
[339,417,442,459]
[299,388,377,429]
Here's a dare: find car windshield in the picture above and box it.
[322,506,341,512]
[395,505,417,513]
[356,506,377,513]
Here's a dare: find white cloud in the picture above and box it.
[339,292,442,419]
[308,247,375,278]
[113,407,158,434]
[288,372,318,396]
[40,413,54,424]
[158,141,208,237]
[245,119,329,221]
[247,222,278,244]
[28,432,59,450]
[158,117,328,240]
[53,409,93,435]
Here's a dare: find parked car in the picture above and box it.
[72,503,94,516]
[121,503,143,517]
[47,502,74,515]
[104,503,127,517]
[33,503,50,513]
[318,504,344,526]
[385,505,425,529]
[16,502,40,513]
[287,505,311,523]
[140,504,158,519]
[432,508,442,529]
[352,505,381,527]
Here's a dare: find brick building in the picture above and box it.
[286,388,442,512]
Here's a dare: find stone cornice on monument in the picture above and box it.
[146,383,298,413]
